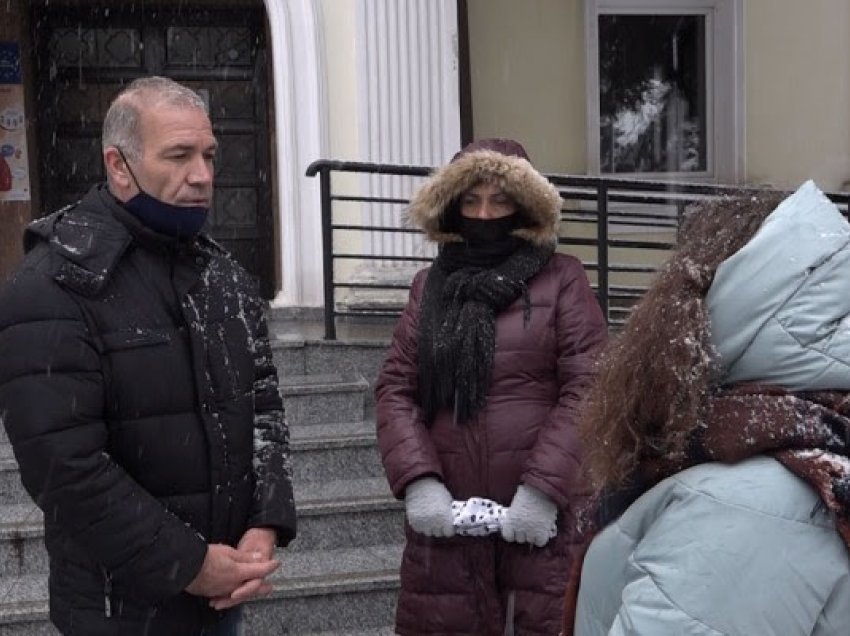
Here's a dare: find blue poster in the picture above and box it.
[0,43,22,85]
[0,41,29,200]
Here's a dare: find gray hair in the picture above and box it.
[102,76,208,162]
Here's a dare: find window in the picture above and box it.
[585,0,743,181]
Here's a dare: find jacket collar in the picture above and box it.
[25,184,230,298]
[24,185,133,297]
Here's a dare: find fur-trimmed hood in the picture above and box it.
[407,140,562,246]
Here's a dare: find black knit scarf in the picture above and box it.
[417,237,554,424]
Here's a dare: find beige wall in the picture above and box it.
[466,0,586,173]
[745,0,850,190]
[319,1,363,283]
[320,0,361,161]
[467,0,850,191]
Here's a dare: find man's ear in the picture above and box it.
[103,147,132,189]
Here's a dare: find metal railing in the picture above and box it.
[307,160,850,340]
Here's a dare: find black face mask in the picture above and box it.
[459,214,519,246]
[116,148,209,239]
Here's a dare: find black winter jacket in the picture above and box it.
[0,185,296,635]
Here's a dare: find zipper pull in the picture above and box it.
[453,388,459,425]
[103,571,113,618]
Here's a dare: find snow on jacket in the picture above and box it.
[0,184,296,636]
[575,180,850,636]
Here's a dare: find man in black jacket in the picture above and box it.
[0,76,296,635]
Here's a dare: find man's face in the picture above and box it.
[131,102,217,207]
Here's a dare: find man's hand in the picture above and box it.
[185,542,279,600]
[209,527,279,610]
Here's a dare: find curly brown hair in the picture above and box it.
[579,190,788,490]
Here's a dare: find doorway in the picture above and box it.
[32,2,276,297]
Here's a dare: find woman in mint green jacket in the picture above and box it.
[567,181,850,636]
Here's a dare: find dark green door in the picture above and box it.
[32,2,276,298]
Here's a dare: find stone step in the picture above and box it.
[290,421,384,485]
[281,373,369,426]
[303,629,396,636]
[293,478,403,553]
[0,544,403,635]
[0,477,402,578]
[1,443,386,508]
[243,544,402,634]
[289,418,376,442]
[271,334,391,379]
[0,504,45,578]
[1,417,385,506]
[271,337,390,403]
[0,442,25,506]
[0,574,52,635]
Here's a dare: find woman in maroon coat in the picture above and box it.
[375,138,608,635]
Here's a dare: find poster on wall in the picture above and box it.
[0,42,31,202]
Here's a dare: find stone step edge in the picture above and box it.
[0,599,47,626]
[270,337,391,348]
[0,497,401,537]
[0,425,379,473]
[269,568,399,600]
[0,421,377,449]
[303,628,396,636]
[0,574,401,628]
[0,559,403,625]
[280,373,370,396]
[0,491,400,539]
[290,433,376,451]
[1,426,385,487]
[297,496,401,516]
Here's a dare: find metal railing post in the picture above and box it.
[596,182,610,323]
[318,166,336,340]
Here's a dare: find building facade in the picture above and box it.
[1,0,848,307]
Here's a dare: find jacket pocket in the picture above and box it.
[95,329,184,421]
[96,330,171,353]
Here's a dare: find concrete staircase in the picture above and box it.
[0,316,402,635]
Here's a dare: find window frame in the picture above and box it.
[584,0,743,182]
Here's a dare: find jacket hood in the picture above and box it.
[407,141,562,246]
[24,185,133,297]
[706,179,850,390]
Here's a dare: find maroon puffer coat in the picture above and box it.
[375,252,607,635]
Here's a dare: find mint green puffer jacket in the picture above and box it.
[575,180,850,635]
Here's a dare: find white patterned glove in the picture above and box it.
[404,477,456,538]
[452,497,506,536]
[500,484,558,547]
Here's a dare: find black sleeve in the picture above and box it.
[244,293,296,546]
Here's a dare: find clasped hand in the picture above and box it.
[185,527,280,610]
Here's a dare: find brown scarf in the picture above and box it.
[562,385,850,635]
